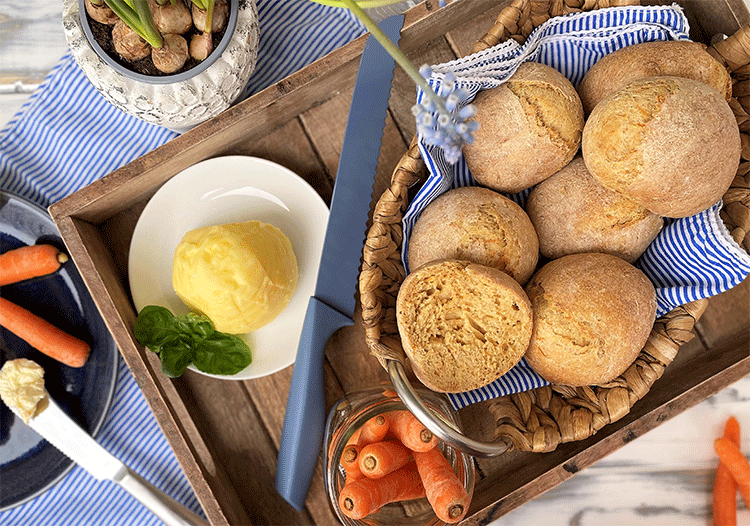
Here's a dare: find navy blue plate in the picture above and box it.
[0,191,119,511]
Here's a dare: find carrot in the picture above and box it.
[714,417,740,526]
[387,410,438,452]
[341,443,364,480]
[723,417,750,510]
[0,296,90,368]
[0,244,68,286]
[338,462,425,520]
[359,440,413,479]
[357,414,389,446]
[715,437,750,487]
[414,447,470,524]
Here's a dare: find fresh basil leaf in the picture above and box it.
[193,332,252,376]
[159,342,195,378]
[134,305,252,377]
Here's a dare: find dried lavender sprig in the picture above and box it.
[340,0,477,164]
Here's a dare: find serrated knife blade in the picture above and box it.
[12,395,208,526]
[275,13,404,511]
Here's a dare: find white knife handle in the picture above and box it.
[118,468,209,526]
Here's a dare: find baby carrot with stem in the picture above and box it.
[359,440,413,479]
[714,417,740,526]
[338,462,425,520]
[0,244,68,286]
[0,296,90,368]
[388,410,438,452]
[414,447,470,524]
[715,436,750,487]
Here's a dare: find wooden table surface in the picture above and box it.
[1,1,748,525]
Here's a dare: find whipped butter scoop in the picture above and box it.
[0,358,49,423]
[172,220,299,334]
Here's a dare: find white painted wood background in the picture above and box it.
[0,1,748,525]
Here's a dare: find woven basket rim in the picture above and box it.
[359,0,750,454]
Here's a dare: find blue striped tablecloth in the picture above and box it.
[0,1,365,524]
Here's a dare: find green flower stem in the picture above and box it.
[104,0,164,48]
[340,0,448,114]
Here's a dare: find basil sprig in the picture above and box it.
[134,305,252,378]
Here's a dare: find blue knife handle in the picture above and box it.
[275,296,353,510]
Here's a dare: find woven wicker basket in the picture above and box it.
[359,0,750,455]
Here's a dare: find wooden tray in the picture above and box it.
[48,1,750,524]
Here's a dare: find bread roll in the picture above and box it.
[396,260,533,393]
[463,61,584,193]
[578,40,731,114]
[524,253,657,386]
[408,186,539,284]
[526,157,663,263]
[582,76,740,218]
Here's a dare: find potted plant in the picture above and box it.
[63,0,260,131]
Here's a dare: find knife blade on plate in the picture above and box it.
[275,13,404,511]
[8,394,208,526]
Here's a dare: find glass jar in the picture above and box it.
[324,385,475,526]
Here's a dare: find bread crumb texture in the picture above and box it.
[524,253,657,387]
[396,260,533,393]
[407,186,539,284]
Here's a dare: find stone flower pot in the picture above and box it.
[63,0,260,131]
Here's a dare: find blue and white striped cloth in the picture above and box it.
[0,1,365,524]
[402,5,750,410]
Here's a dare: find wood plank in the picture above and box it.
[694,276,750,350]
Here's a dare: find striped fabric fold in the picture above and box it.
[0,1,365,524]
[402,5,750,411]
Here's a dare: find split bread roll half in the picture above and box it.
[526,156,663,263]
[582,75,741,218]
[577,40,732,114]
[463,61,584,193]
[396,260,533,393]
[407,186,539,285]
[524,253,657,387]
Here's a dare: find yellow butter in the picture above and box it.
[0,359,49,423]
[172,221,298,333]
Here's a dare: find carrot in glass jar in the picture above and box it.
[0,244,68,286]
[387,410,438,452]
[357,414,389,446]
[359,440,413,479]
[341,443,364,480]
[338,462,425,520]
[414,447,470,524]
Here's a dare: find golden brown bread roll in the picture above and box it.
[407,186,539,284]
[524,253,657,387]
[463,61,584,193]
[578,40,731,114]
[582,75,740,218]
[526,156,663,263]
[396,260,533,393]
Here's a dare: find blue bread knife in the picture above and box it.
[275,14,404,511]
